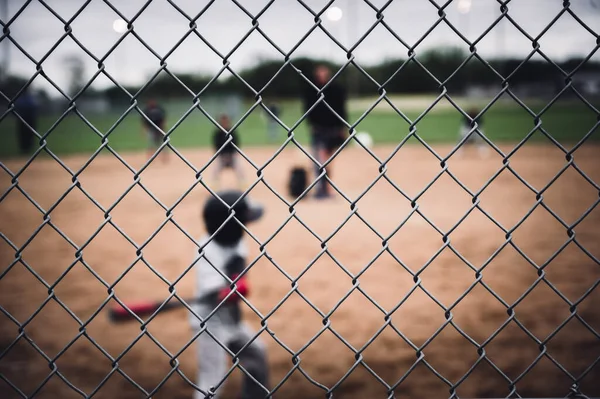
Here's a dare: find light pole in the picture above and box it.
[346,0,359,97]
[0,0,9,84]
[496,3,505,81]
[325,6,343,63]
[457,0,471,38]
[112,18,127,85]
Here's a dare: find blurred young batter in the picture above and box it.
[189,190,268,399]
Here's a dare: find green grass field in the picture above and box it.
[1,95,597,158]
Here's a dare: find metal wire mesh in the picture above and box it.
[1,0,599,398]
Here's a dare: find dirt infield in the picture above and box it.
[1,143,599,399]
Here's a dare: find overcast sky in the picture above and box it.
[2,0,600,94]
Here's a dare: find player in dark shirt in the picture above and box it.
[265,102,281,142]
[212,114,245,190]
[13,89,38,155]
[141,99,168,162]
[458,107,488,156]
[301,65,348,199]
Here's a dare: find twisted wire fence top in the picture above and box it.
[1,0,600,398]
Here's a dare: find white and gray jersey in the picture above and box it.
[195,235,247,295]
[190,235,247,325]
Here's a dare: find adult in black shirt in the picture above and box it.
[301,65,348,199]
[212,114,245,190]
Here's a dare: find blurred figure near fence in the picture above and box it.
[302,65,348,199]
[13,88,38,155]
[265,102,281,142]
[458,107,488,157]
[141,99,168,163]
[212,114,245,190]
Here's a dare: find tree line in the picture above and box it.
[104,47,600,102]
[2,47,598,105]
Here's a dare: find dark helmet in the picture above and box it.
[203,190,264,245]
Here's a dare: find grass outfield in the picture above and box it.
[0,95,598,158]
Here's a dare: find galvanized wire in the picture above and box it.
[1,0,599,398]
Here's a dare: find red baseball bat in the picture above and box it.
[108,288,243,322]
[108,298,195,322]
[110,258,248,322]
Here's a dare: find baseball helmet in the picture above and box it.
[203,190,263,245]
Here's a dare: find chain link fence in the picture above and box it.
[1,0,600,398]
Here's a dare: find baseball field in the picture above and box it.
[0,95,598,157]
[1,96,600,398]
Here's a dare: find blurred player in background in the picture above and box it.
[141,98,168,163]
[458,107,488,156]
[265,102,281,142]
[190,190,269,399]
[302,65,348,199]
[13,88,38,155]
[212,114,245,190]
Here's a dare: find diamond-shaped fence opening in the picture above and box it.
[1,0,600,398]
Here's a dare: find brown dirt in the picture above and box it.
[1,143,599,399]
